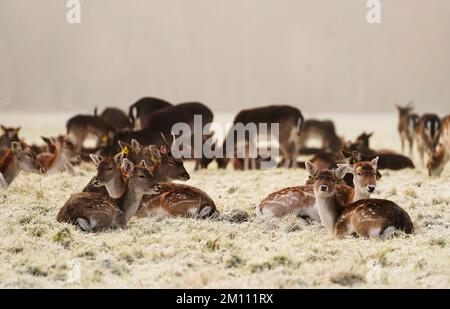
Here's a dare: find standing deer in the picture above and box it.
[396,103,419,156]
[0,141,45,189]
[415,113,442,165]
[128,97,172,130]
[427,115,450,177]
[66,114,116,152]
[305,161,413,238]
[37,136,78,175]
[298,119,342,153]
[217,105,303,169]
[57,159,161,232]
[258,157,380,219]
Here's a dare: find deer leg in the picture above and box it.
[77,218,91,232]
[65,162,75,176]
[194,160,200,171]
[400,135,405,153]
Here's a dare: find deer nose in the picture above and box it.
[154,184,162,194]
[39,167,46,174]
[319,185,328,192]
[182,173,190,180]
[92,178,100,186]
[368,185,376,193]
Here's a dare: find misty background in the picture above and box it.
[0,0,449,114]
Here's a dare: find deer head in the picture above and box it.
[305,161,348,198]
[426,145,448,177]
[90,153,124,187]
[10,141,45,174]
[121,158,161,195]
[339,156,379,194]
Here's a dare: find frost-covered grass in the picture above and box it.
[0,113,449,288]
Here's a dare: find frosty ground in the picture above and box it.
[0,112,448,288]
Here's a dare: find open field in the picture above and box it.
[0,113,449,288]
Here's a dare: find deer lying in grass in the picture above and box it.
[57,159,161,232]
[415,113,441,165]
[427,115,450,177]
[258,157,380,219]
[0,141,45,188]
[37,136,78,175]
[305,161,413,238]
[396,103,419,156]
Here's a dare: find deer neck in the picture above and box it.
[105,174,126,199]
[314,193,340,234]
[47,148,65,172]
[152,163,169,182]
[0,152,20,186]
[116,185,144,226]
[353,187,370,202]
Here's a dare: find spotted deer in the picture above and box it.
[0,141,45,189]
[427,115,450,176]
[396,103,419,156]
[306,161,413,238]
[57,159,161,232]
[37,136,78,175]
[415,113,441,165]
[258,157,380,219]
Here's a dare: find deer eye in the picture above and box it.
[138,174,145,179]
[357,172,363,176]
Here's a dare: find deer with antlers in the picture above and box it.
[305,161,413,238]
[396,103,419,156]
[0,141,45,189]
[258,157,380,219]
[57,159,161,232]
[427,115,450,177]
[37,136,79,175]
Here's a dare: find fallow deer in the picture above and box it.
[298,119,342,153]
[415,113,442,165]
[427,115,450,177]
[306,161,413,238]
[0,141,45,189]
[66,113,116,152]
[396,103,419,156]
[258,157,380,219]
[217,105,303,169]
[37,136,78,175]
[137,183,218,219]
[57,159,161,232]
[95,107,132,131]
[0,125,21,156]
[128,97,172,130]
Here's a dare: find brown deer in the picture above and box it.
[396,103,419,156]
[95,107,132,131]
[66,113,116,152]
[415,113,442,165]
[298,119,342,153]
[258,157,380,219]
[137,183,218,219]
[427,115,450,177]
[217,105,303,169]
[305,161,413,238]
[0,141,45,188]
[57,159,161,232]
[128,97,172,130]
[37,136,78,175]
[0,126,21,156]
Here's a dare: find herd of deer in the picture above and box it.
[0,97,448,238]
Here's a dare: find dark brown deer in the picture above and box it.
[258,157,379,219]
[37,135,78,175]
[66,113,116,152]
[57,159,161,232]
[427,115,450,177]
[0,141,45,188]
[306,161,413,238]
[128,97,172,129]
[396,103,419,156]
[415,113,442,165]
[298,119,342,153]
[217,105,303,169]
[95,107,132,131]
[0,126,21,156]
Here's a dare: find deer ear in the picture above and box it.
[122,158,135,174]
[15,127,21,133]
[337,163,352,175]
[368,132,374,138]
[89,154,103,166]
[335,164,348,179]
[131,139,142,152]
[114,152,124,165]
[160,145,168,155]
[305,161,317,177]
[370,156,379,168]
[11,141,22,153]
[149,145,162,162]
[1,125,6,131]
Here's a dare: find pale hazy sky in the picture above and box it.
[0,0,449,113]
